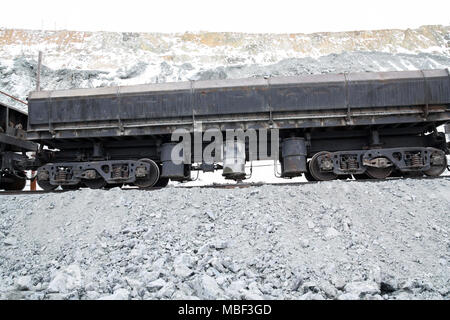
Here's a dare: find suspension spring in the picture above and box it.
[112,165,123,179]
[411,153,423,167]
[55,169,67,181]
[347,157,358,171]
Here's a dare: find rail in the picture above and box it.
[1,175,448,195]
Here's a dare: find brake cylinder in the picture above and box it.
[281,137,307,177]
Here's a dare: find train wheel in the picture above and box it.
[389,170,402,178]
[353,174,371,180]
[3,175,26,191]
[403,171,423,178]
[10,177,26,190]
[309,152,337,181]
[83,178,107,189]
[61,184,81,191]
[365,166,393,179]
[304,161,316,182]
[153,177,169,188]
[104,183,124,189]
[37,179,58,191]
[423,153,447,177]
[152,163,169,188]
[134,158,160,188]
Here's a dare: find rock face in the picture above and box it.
[1,25,449,111]
[0,178,449,300]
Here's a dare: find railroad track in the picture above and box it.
[1,175,449,196]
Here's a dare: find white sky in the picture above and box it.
[1,0,449,33]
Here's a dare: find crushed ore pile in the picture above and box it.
[0,178,449,300]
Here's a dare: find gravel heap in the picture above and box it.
[0,178,449,300]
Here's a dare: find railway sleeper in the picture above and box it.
[36,159,158,190]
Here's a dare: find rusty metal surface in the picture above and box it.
[0,90,28,106]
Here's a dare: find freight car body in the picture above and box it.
[0,102,38,190]
[27,69,450,190]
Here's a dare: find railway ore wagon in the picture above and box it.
[0,102,38,190]
[26,69,450,190]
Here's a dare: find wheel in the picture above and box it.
[365,166,393,179]
[104,183,123,189]
[389,170,402,178]
[337,175,352,180]
[353,174,371,180]
[304,161,316,182]
[2,174,26,191]
[37,179,58,191]
[152,163,169,188]
[423,152,447,177]
[309,152,337,181]
[402,171,424,178]
[134,158,160,188]
[82,178,107,189]
[153,177,169,188]
[61,184,81,191]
